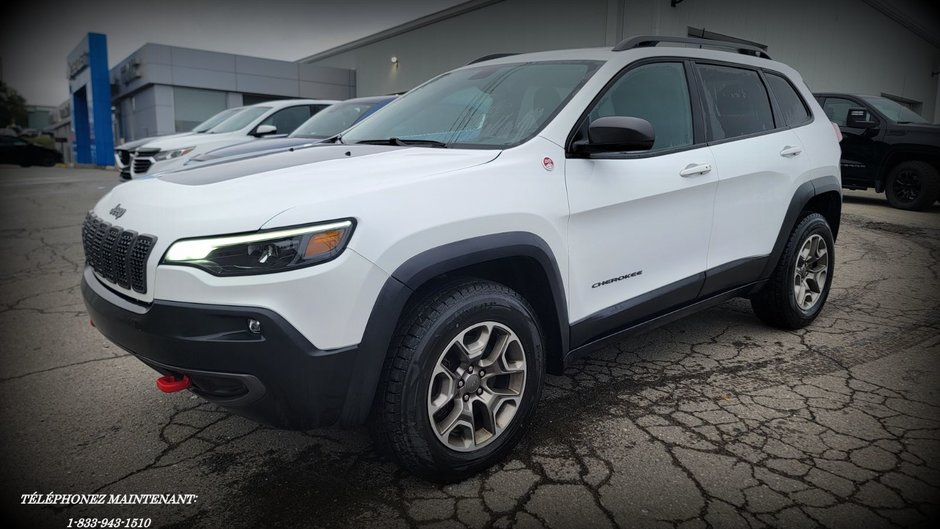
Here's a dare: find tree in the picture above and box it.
[0,80,28,128]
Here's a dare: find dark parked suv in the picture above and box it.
[815,93,940,210]
[0,135,63,167]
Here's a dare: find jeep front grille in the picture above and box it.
[82,213,157,294]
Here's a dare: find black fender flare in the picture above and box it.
[339,232,569,425]
[760,175,841,280]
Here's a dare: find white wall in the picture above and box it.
[308,0,940,120]
[313,0,611,96]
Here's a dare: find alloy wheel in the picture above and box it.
[427,321,526,451]
[793,233,829,310]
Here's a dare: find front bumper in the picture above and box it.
[82,268,361,429]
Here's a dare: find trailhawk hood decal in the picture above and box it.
[161,144,401,185]
[94,144,500,238]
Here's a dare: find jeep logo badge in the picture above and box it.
[109,204,127,219]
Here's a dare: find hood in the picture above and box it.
[136,131,243,151]
[117,132,191,151]
[94,144,500,237]
[891,122,940,133]
[189,137,316,164]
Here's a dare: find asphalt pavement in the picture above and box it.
[0,165,938,528]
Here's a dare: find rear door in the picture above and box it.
[695,62,814,295]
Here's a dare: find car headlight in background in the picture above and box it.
[162,220,355,276]
[153,146,195,161]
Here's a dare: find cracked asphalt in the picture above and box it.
[0,166,938,529]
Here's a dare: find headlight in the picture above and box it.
[162,220,355,276]
[153,146,195,161]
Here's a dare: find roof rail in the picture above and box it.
[613,35,772,60]
[466,53,518,65]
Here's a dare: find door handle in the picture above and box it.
[780,145,803,157]
[679,163,712,177]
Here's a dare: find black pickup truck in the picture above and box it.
[814,93,940,210]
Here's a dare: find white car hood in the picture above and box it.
[137,131,243,151]
[94,144,499,238]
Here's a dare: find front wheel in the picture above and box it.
[751,213,835,329]
[371,279,545,482]
[885,161,939,211]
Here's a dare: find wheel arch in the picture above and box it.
[875,146,940,192]
[761,175,842,280]
[340,232,569,426]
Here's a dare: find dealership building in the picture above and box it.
[58,0,939,166]
[109,44,355,143]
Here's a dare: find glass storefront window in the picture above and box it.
[173,87,227,132]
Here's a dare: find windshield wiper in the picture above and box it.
[356,137,447,148]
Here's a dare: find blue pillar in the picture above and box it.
[68,33,115,167]
[72,87,91,163]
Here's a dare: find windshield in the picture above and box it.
[207,106,270,133]
[291,100,385,138]
[860,96,928,124]
[342,61,602,148]
[192,107,245,132]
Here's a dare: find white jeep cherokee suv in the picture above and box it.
[83,36,841,481]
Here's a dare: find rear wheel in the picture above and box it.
[751,213,834,329]
[885,161,939,211]
[371,279,544,482]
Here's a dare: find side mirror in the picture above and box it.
[253,124,278,137]
[845,108,877,129]
[573,116,655,154]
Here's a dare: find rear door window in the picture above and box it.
[259,106,314,134]
[695,63,775,141]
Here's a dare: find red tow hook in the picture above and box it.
[156,375,191,393]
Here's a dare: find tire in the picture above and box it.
[885,161,940,211]
[371,279,545,482]
[751,213,834,330]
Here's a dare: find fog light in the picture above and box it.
[248,319,262,334]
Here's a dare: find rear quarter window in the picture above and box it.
[765,73,811,127]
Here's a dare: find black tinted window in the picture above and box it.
[821,97,857,126]
[696,64,774,140]
[766,73,810,126]
[587,62,693,152]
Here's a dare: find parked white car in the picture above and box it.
[84,36,841,480]
[115,106,249,179]
[128,99,336,177]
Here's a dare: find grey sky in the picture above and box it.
[0,0,466,106]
